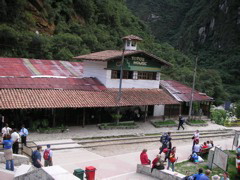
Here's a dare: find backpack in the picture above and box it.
[32,150,37,162]
[160,133,168,144]
[43,149,50,160]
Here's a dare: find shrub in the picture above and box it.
[210,109,227,125]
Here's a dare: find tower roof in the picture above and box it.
[122,35,143,41]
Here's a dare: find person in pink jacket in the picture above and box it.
[140,149,151,165]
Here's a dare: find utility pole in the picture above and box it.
[116,48,125,124]
[188,56,198,121]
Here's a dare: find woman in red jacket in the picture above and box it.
[140,149,151,165]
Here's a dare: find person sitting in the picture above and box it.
[140,149,151,165]
[201,142,208,149]
[191,152,199,163]
[207,141,212,148]
[236,145,240,156]
[212,175,220,180]
[220,172,229,180]
[210,140,214,147]
[199,169,211,180]
[193,168,204,180]
[151,154,165,172]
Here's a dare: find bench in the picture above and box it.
[136,164,186,180]
[200,147,212,157]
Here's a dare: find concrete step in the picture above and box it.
[74,129,232,143]
[74,129,234,148]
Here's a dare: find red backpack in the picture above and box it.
[43,149,50,160]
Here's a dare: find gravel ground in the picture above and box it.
[83,136,228,157]
[28,121,229,142]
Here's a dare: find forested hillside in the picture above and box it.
[0,0,228,104]
[127,0,240,102]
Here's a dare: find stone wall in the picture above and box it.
[0,152,30,166]
[136,164,186,180]
[14,165,79,180]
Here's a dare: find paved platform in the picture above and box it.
[1,121,238,180]
[51,137,233,179]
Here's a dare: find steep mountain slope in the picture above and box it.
[0,0,227,104]
[127,0,240,101]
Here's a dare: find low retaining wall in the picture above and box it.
[0,152,30,166]
[14,165,79,180]
[136,164,186,180]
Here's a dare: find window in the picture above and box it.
[111,70,133,79]
[138,71,157,80]
[131,41,136,47]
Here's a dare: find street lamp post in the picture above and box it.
[116,48,125,124]
[188,56,198,121]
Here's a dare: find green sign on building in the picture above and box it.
[107,54,163,72]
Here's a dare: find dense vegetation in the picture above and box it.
[0,0,230,104]
[127,0,240,102]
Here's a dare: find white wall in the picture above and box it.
[83,62,161,89]
[83,61,107,85]
[153,105,165,116]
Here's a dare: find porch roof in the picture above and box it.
[160,80,213,102]
[0,88,178,109]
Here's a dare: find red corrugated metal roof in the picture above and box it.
[74,50,172,66]
[161,80,213,102]
[0,88,178,109]
[0,77,105,91]
[0,58,83,77]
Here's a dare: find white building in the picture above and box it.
[74,35,173,117]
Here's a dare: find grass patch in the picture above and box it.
[224,120,240,127]
[188,120,207,124]
[98,121,138,129]
[155,120,176,125]
[151,120,177,128]
[175,150,239,179]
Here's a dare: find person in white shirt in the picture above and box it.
[2,123,12,148]
[207,141,212,148]
[19,124,28,147]
[2,123,12,138]
[193,141,201,154]
[11,129,20,154]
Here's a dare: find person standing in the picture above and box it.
[159,132,171,154]
[140,149,151,165]
[1,134,14,171]
[43,144,53,167]
[199,169,211,180]
[193,140,201,154]
[11,128,20,154]
[177,115,185,130]
[164,138,172,162]
[167,147,177,172]
[32,145,43,168]
[192,130,200,150]
[19,124,28,147]
[2,123,12,148]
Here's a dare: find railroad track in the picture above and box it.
[74,129,235,148]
